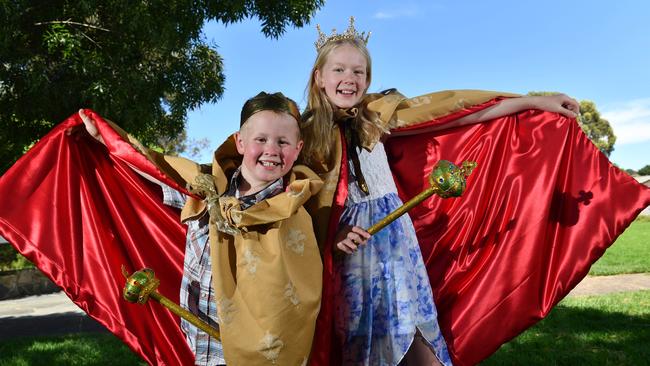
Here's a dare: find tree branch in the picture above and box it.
[34,20,110,32]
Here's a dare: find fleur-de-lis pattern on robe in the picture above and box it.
[210,165,323,366]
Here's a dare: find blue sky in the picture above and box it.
[186,0,650,170]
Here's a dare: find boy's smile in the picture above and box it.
[235,110,303,195]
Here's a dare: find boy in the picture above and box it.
[80,92,323,365]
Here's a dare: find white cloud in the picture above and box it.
[372,6,418,19]
[601,98,650,145]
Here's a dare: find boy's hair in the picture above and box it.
[301,38,385,166]
[240,92,301,129]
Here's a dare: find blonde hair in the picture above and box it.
[301,38,387,166]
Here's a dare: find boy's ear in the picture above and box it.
[296,139,304,152]
[234,131,245,154]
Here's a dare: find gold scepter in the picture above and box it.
[366,160,476,235]
[121,266,221,340]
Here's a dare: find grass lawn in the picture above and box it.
[0,333,144,366]
[1,291,648,365]
[483,290,650,365]
[589,217,650,276]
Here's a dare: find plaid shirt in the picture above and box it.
[161,169,283,365]
[162,186,225,366]
[226,167,284,209]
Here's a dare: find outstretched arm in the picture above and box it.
[389,93,579,137]
[453,93,579,126]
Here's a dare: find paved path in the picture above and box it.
[566,273,650,297]
[0,292,105,340]
[1,273,649,339]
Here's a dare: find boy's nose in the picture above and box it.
[264,145,281,155]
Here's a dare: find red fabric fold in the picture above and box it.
[310,127,349,366]
[0,112,194,365]
[385,109,650,365]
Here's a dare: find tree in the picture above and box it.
[156,130,211,161]
[578,100,616,156]
[0,0,324,173]
[528,92,616,156]
[639,165,650,176]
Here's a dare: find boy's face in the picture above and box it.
[235,110,303,192]
[315,43,369,109]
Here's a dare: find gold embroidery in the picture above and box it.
[218,196,242,236]
[286,188,304,199]
[242,248,260,275]
[454,98,469,109]
[188,174,240,235]
[231,211,242,224]
[284,282,300,306]
[286,229,306,255]
[257,330,284,363]
[217,297,237,326]
[407,96,432,107]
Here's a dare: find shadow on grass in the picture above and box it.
[482,301,650,365]
[0,333,145,366]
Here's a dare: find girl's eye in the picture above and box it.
[354,70,365,75]
[255,138,266,143]
[334,67,343,72]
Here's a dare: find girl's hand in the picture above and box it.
[334,225,371,254]
[528,94,580,118]
[66,109,105,144]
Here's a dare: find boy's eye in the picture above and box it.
[255,137,266,143]
[354,70,365,75]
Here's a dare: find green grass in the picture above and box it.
[483,290,650,365]
[589,218,650,276]
[2,292,648,365]
[0,333,145,366]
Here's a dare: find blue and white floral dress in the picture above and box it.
[334,141,453,366]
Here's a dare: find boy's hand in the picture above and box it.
[66,109,105,145]
[335,225,371,254]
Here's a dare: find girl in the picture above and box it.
[301,18,646,366]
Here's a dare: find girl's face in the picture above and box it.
[235,110,303,192]
[315,43,369,109]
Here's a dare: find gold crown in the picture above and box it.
[315,16,370,51]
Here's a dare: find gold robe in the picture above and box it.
[107,127,324,365]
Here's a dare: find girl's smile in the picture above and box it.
[315,43,369,109]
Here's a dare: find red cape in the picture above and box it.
[0,111,194,365]
[311,107,650,365]
[388,109,650,365]
[1,108,649,366]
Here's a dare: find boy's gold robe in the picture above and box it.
[114,130,324,365]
